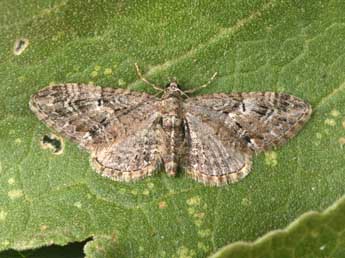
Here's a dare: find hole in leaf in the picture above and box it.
[13,38,29,55]
[40,134,64,155]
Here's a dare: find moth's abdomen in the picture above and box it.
[162,115,185,176]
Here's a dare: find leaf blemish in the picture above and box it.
[2,240,10,247]
[142,189,150,196]
[159,201,167,209]
[187,196,201,206]
[104,68,112,76]
[13,38,29,55]
[198,229,211,238]
[241,197,251,206]
[91,70,98,78]
[40,134,64,155]
[0,210,7,221]
[74,201,82,208]
[8,189,23,200]
[147,182,155,189]
[175,246,196,258]
[316,132,322,139]
[197,242,209,252]
[330,109,340,117]
[194,212,205,219]
[338,137,345,146]
[324,118,336,127]
[265,151,278,167]
[118,78,126,86]
[131,189,138,195]
[7,178,15,185]
[40,224,48,231]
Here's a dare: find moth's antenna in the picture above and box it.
[134,63,164,92]
[184,72,218,94]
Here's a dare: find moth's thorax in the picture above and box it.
[160,92,183,128]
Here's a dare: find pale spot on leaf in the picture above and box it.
[8,189,23,200]
[194,219,202,227]
[0,210,7,221]
[241,197,251,206]
[198,229,211,238]
[265,151,278,167]
[91,71,98,78]
[8,178,15,185]
[1,240,10,247]
[174,246,196,258]
[338,137,345,145]
[147,182,154,189]
[187,196,201,206]
[187,207,195,215]
[194,212,205,219]
[118,78,126,86]
[197,242,208,252]
[131,189,138,195]
[142,189,150,196]
[324,118,336,126]
[74,201,82,208]
[104,68,112,75]
[40,224,48,231]
[330,109,340,117]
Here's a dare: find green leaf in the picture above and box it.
[1,0,345,257]
[211,196,345,258]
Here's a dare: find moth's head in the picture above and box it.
[163,80,184,98]
[166,81,180,91]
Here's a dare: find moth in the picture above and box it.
[29,64,312,186]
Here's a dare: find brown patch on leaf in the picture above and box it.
[338,137,345,145]
[159,201,167,209]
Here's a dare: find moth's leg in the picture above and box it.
[134,63,164,92]
[184,72,218,94]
